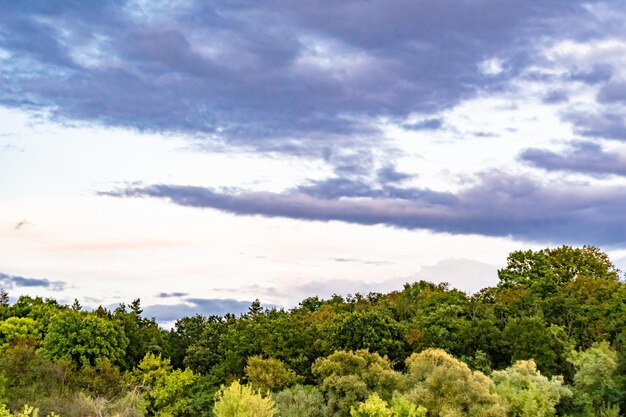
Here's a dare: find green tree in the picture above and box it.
[244,356,300,393]
[213,380,275,417]
[313,350,403,417]
[273,385,328,417]
[503,317,572,376]
[331,311,408,366]
[350,393,391,417]
[491,360,571,417]
[0,318,42,349]
[41,310,128,368]
[568,341,623,416]
[498,246,619,295]
[135,352,197,417]
[404,348,505,417]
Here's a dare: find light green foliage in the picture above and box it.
[350,394,427,417]
[313,350,404,417]
[273,385,328,417]
[135,352,197,417]
[41,310,128,368]
[389,397,426,417]
[0,318,42,349]
[350,393,391,417]
[0,403,10,417]
[568,341,623,416]
[213,380,275,417]
[492,360,571,417]
[404,348,506,417]
[245,355,301,393]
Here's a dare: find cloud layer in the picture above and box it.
[0,0,598,153]
[106,170,626,246]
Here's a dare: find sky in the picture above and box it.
[2,1,626,324]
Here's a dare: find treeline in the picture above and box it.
[0,246,625,416]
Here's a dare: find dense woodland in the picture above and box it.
[0,246,625,417]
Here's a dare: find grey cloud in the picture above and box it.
[598,81,626,104]
[157,292,189,298]
[542,90,568,104]
[568,112,626,141]
[377,165,413,183]
[142,298,261,322]
[106,171,626,246]
[402,118,444,131]
[0,272,66,291]
[569,64,613,85]
[0,0,594,152]
[520,141,626,177]
[106,170,626,246]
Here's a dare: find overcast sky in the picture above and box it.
[2,1,626,323]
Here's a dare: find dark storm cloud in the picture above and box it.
[105,171,626,246]
[0,272,66,291]
[0,0,591,151]
[520,141,626,177]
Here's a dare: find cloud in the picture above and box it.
[520,141,626,177]
[142,298,276,323]
[416,258,498,294]
[598,81,626,104]
[377,165,413,184]
[0,0,594,155]
[0,272,66,291]
[332,258,390,266]
[106,170,626,246]
[157,292,189,298]
[402,118,444,131]
[567,112,626,141]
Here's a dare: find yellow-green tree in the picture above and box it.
[213,380,275,417]
[492,360,571,417]
[404,348,505,417]
[244,356,301,393]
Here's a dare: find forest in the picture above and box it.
[0,246,624,417]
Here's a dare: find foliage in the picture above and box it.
[213,380,275,417]
[273,385,328,417]
[244,355,301,393]
[404,348,506,417]
[568,341,623,416]
[313,350,404,417]
[0,318,42,349]
[0,246,625,417]
[350,393,391,417]
[492,360,571,417]
[41,310,128,368]
[135,352,197,417]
